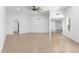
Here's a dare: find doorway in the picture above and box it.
[55,21,62,33]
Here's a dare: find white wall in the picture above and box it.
[6,12,30,34]
[63,7,79,42]
[6,12,49,34]
[29,14,49,33]
[0,6,6,52]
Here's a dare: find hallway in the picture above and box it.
[3,33,79,53]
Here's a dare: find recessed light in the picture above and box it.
[17,8,20,11]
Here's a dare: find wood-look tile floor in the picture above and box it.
[2,33,79,53]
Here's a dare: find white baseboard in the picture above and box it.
[63,33,72,39]
[63,33,79,43]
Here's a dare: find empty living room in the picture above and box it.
[0,6,79,53]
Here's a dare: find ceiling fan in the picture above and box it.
[32,6,42,12]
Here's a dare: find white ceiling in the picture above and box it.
[6,6,50,15]
[6,6,68,14]
[6,6,68,19]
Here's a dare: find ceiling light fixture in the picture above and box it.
[17,8,20,11]
[32,6,41,12]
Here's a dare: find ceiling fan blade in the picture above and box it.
[32,6,42,12]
